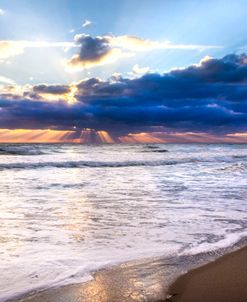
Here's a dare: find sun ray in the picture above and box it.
[119,132,166,143]
[96,131,114,143]
[0,129,76,143]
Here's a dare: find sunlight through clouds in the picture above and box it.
[0,40,77,60]
[65,34,220,71]
[0,0,246,142]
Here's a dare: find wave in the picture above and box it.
[143,149,169,153]
[218,162,247,172]
[232,155,247,159]
[0,159,196,170]
[0,146,45,156]
[5,232,247,302]
[145,145,161,149]
[183,231,247,256]
[1,156,246,171]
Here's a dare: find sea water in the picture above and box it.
[0,144,247,301]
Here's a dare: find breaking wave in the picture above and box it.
[0,159,192,170]
[0,146,45,156]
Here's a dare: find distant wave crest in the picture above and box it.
[0,159,193,170]
[0,146,45,156]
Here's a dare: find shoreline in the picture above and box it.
[167,245,247,302]
[13,257,175,302]
[11,244,247,302]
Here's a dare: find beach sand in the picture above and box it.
[15,246,247,302]
[167,246,247,302]
[15,258,174,302]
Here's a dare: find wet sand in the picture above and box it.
[167,246,247,302]
[14,258,176,302]
[14,246,247,302]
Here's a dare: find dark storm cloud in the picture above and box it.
[33,84,70,95]
[170,54,247,83]
[67,34,112,67]
[76,34,110,61]
[1,53,247,134]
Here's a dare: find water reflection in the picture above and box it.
[1,144,247,301]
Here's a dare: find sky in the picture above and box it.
[0,0,247,143]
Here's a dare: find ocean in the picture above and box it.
[0,143,247,301]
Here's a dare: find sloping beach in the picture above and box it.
[15,257,172,302]
[13,247,247,302]
[14,245,247,302]
[167,245,247,302]
[1,143,247,302]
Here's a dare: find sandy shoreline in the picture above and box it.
[167,245,247,302]
[13,246,247,302]
[14,257,176,302]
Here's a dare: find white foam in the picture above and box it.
[183,231,247,255]
[1,144,247,301]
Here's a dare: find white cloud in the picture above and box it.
[0,41,24,59]
[82,20,93,28]
[66,48,133,71]
[66,33,220,71]
[0,75,15,85]
[0,8,5,16]
[109,35,220,52]
[132,64,150,75]
[0,40,78,60]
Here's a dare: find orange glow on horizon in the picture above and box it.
[0,129,247,143]
[0,129,76,143]
[119,132,166,143]
[119,131,247,143]
[96,131,114,143]
[78,129,114,143]
[0,128,115,144]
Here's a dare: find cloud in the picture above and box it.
[0,40,77,60]
[0,75,15,85]
[1,53,247,141]
[0,8,5,16]
[66,34,133,70]
[66,34,220,70]
[0,41,24,60]
[110,35,218,52]
[29,84,77,104]
[32,84,71,95]
[82,20,93,28]
[132,64,150,75]
[0,34,219,67]
[70,34,112,63]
